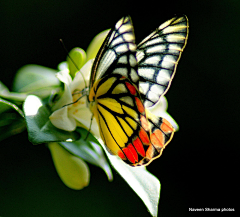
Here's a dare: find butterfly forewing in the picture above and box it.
[137,15,189,107]
[89,16,149,166]
[89,16,138,92]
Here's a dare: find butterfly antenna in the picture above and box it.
[61,92,86,108]
[59,39,87,89]
[85,114,94,140]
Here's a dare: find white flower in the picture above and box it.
[47,32,112,191]
[49,58,100,137]
[49,29,111,134]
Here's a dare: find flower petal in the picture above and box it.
[70,59,93,92]
[86,29,110,60]
[56,69,72,86]
[58,61,68,71]
[49,107,76,131]
[70,104,100,137]
[48,142,90,190]
[104,145,160,217]
[67,48,87,77]
[148,96,179,131]
[148,96,168,113]
[51,71,73,111]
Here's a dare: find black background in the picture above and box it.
[0,0,239,216]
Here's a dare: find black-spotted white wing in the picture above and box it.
[136,15,189,107]
[89,16,139,91]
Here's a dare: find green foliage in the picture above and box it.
[23,95,80,144]
[0,98,26,141]
[0,88,26,141]
[13,65,60,98]
[61,128,113,181]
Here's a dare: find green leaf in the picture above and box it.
[0,114,26,141]
[60,127,113,181]
[0,98,26,141]
[13,65,61,98]
[0,98,24,117]
[105,149,160,217]
[23,95,80,144]
[0,102,10,114]
[0,81,27,101]
[0,81,8,92]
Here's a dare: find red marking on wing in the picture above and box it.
[118,150,126,160]
[118,143,140,163]
[128,144,138,162]
[135,97,145,113]
[125,82,136,95]
[133,137,146,157]
[150,129,164,148]
[139,128,150,144]
[161,119,174,133]
[122,146,136,164]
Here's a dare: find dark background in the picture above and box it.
[0,0,239,216]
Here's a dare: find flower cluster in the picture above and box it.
[0,29,178,217]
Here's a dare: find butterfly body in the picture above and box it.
[87,16,188,166]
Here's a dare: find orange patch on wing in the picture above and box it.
[150,129,164,148]
[146,144,154,159]
[122,147,135,164]
[139,128,150,144]
[161,119,174,133]
[125,82,136,95]
[140,115,149,131]
[133,137,146,157]
[128,144,138,162]
[135,97,145,113]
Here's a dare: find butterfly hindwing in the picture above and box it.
[141,110,175,165]
[90,73,174,166]
[137,16,189,107]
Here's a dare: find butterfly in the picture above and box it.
[87,15,189,166]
